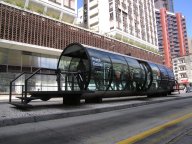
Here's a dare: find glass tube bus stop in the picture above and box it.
[9,43,175,108]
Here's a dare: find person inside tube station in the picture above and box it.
[114,70,121,90]
[76,59,86,90]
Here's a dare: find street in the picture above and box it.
[0,98,192,144]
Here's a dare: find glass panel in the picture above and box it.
[70,58,89,90]
[58,56,72,72]
[139,62,151,91]
[157,65,169,91]
[148,63,161,90]
[166,68,174,80]
[86,48,112,91]
[158,65,169,80]
[0,48,8,64]
[70,0,75,9]
[165,67,175,91]
[59,56,80,91]
[41,56,50,68]
[0,48,58,69]
[29,74,57,91]
[58,45,89,91]
[49,56,58,69]
[22,54,32,67]
[0,73,15,93]
[125,57,142,91]
[31,55,41,68]
[7,49,21,66]
[108,53,128,91]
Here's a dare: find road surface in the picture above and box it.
[0,98,192,144]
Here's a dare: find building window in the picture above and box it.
[49,0,62,5]
[110,13,113,20]
[64,0,75,10]
[179,66,186,71]
[179,59,185,63]
[180,73,187,78]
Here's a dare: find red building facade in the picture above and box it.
[156,8,188,68]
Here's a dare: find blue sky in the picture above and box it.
[77,0,192,37]
[77,0,83,8]
[174,0,192,38]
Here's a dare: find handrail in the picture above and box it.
[24,68,57,100]
[59,70,89,91]
[59,72,76,91]
[24,68,41,100]
[9,72,25,103]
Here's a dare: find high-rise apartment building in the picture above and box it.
[154,0,174,12]
[83,0,158,50]
[156,8,188,68]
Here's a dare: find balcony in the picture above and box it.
[89,7,99,16]
[89,0,98,8]
[90,17,99,26]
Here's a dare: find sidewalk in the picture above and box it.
[0,92,192,127]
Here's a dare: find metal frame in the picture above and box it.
[9,72,25,103]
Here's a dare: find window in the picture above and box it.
[110,13,113,20]
[86,49,112,91]
[179,59,185,63]
[179,66,186,71]
[125,57,142,91]
[180,73,187,78]
[49,0,61,5]
[149,63,161,90]
[64,0,75,10]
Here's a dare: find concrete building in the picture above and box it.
[172,55,192,85]
[154,0,174,12]
[83,0,158,50]
[0,2,162,94]
[156,8,188,68]
[0,0,77,24]
[76,7,84,26]
[188,38,192,54]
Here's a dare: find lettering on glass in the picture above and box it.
[91,57,103,67]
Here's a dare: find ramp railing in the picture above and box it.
[9,72,26,103]
[24,68,57,100]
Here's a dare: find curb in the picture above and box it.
[1,96,192,127]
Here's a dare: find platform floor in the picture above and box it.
[0,90,191,127]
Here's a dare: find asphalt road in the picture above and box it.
[1,98,192,144]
